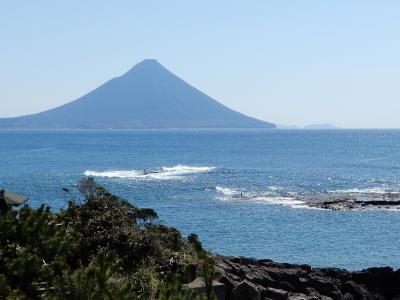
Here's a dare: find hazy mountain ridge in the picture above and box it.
[0,59,275,129]
[303,123,339,129]
[276,123,339,129]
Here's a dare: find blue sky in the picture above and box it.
[1,1,399,128]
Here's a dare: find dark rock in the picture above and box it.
[343,293,355,300]
[320,296,334,300]
[259,258,274,264]
[248,271,276,288]
[371,292,387,300]
[238,256,260,266]
[263,267,306,291]
[219,274,238,294]
[280,280,298,292]
[262,287,288,300]
[229,280,261,300]
[287,292,320,300]
[304,192,400,211]
[351,267,400,299]
[342,292,356,300]
[319,268,351,282]
[326,291,343,300]
[343,281,372,300]
[217,256,400,300]
[185,277,225,300]
[308,274,338,295]
[305,287,320,297]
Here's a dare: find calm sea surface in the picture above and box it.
[1,129,400,270]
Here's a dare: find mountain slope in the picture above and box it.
[0,59,275,129]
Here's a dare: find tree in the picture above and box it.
[0,179,209,299]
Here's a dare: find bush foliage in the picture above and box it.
[0,178,216,299]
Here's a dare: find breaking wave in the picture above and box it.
[214,186,306,208]
[251,196,306,207]
[329,187,390,194]
[84,165,215,180]
[211,185,400,211]
[215,186,238,196]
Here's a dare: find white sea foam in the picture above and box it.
[84,165,215,180]
[214,186,306,208]
[252,196,306,208]
[329,187,397,194]
[214,185,400,211]
[215,186,238,196]
[267,186,284,191]
[84,170,143,178]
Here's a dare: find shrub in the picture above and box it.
[187,233,203,253]
[0,178,209,299]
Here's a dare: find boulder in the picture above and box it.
[217,256,400,300]
[308,274,338,295]
[351,267,400,299]
[343,281,372,300]
[262,287,288,300]
[185,277,225,300]
[219,274,238,294]
[230,280,260,300]
[287,292,319,300]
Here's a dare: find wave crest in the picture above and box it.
[329,187,390,194]
[214,186,305,208]
[84,165,215,180]
[215,186,238,196]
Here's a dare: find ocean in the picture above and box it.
[1,129,400,270]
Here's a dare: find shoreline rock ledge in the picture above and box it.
[216,256,400,300]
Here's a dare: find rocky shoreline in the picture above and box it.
[306,198,400,211]
[216,256,400,300]
[302,191,400,211]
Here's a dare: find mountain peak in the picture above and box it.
[135,58,162,68]
[124,59,167,77]
[140,58,160,64]
[0,60,276,129]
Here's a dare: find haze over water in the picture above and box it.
[1,129,400,270]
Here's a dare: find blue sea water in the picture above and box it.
[1,129,400,270]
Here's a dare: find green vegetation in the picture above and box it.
[0,178,217,299]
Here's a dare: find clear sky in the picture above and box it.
[1,1,399,128]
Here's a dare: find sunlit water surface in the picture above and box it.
[1,129,400,270]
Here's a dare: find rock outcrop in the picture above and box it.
[306,198,400,211]
[216,256,400,300]
[302,191,400,211]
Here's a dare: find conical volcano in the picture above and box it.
[0,59,275,129]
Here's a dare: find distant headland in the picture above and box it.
[0,59,275,129]
[277,123,339,130]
